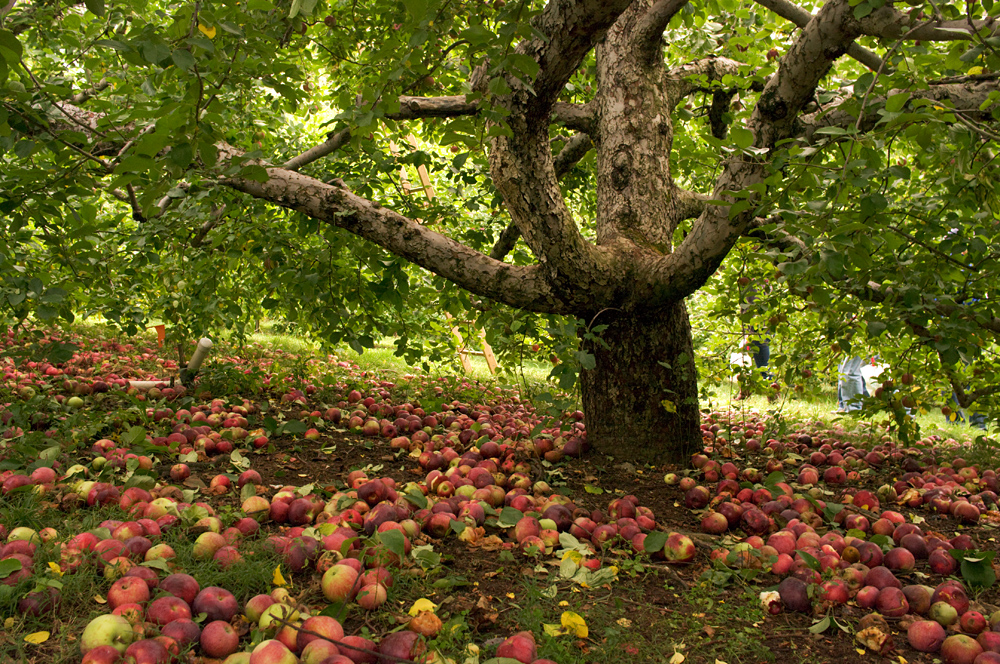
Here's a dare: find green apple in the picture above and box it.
[80,614,134,655]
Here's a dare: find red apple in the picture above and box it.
[146,596,192,626]
[192,586,239,623]
[249,639,298,664]
[321,564,359,603]
[496,631,536,664]
[159,574,199,606]
[108,576,150,609]
[200,620,240,659]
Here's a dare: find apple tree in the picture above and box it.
[3,0,1000,462]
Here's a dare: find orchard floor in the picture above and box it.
[1,326,998,664]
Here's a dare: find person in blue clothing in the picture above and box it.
[740,280,771,378]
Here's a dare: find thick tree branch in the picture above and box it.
[283,128,352,171]
[753,0,884,71]
[857,7,999,42]
[634,0,691,60]
[489,131,593,260]
[643,0,866,306]
[520,0,633,121]
[223,168,575,315]
[674,189,716,223]
[552,101,597,133]
[486,0,636,300]
[796,80,1000,142]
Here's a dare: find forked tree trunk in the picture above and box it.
[579,301,702,464]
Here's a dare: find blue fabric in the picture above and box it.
[951,391,988,430]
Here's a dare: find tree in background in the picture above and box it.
[2,0,1000,462]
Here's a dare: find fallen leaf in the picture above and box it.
[47,562,64,576]
[561,611,588,638]
[669,652,685,664]
[542,623,563,637]
[24,631,49,644]
[408,598,438,616]
[94,595,106,604]
[272,565,287,587]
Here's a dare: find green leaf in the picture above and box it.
[402,488,427,509]
[141,558,171,571]
[497,507,524,528]
[241,483,256,501]
[0,30,23,65]
[764,471,786,487]
[83,0,105,16]
[122,426,147,446]
[461,25,494,46]
[808,616,831,634]
[643,531,668,554]
[402,0,428,21]
[885,92,911,113]
[798,550,821,571]
[124,474,155,490]
[171,49,197,70]
[281,420,308,435]
[0,557,23,579]
[731,127,754,149]
[377,529,406,561]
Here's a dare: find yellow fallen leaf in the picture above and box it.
[542,623,563,637]
[561,549,583,564]
[94,595,106,604]
[669,652,685,664]
[617,618,633,627]
[24,631,49,644]
[856,648,867,655]
[561,611,588,638]
[661,399,677,413]
[3,618,13,629]
[408,598,438,616]
[47,562,63,577]
[558,600,569,607]
[716,660,729,664]
[272,565,287,587]
[506,593,515,599]
[198,24,217,38]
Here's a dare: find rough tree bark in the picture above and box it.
[580,303,702,464]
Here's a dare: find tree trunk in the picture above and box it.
[579,301,701,465]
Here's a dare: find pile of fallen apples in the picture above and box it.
[4,330,1000,664]
[687,412,1000,664]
